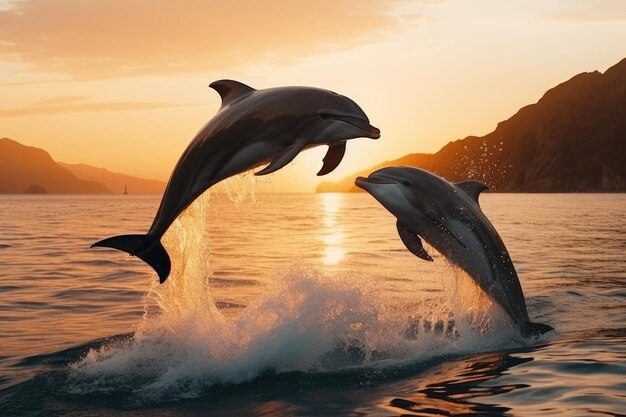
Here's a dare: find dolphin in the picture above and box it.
[355,166,552,337]
[92,80,380,283]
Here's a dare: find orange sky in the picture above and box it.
[1,0,625,192]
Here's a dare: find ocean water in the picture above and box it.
[0,183,624,416]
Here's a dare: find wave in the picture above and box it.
[65,274,529,406]
[2,181,551,410]
[57,187,534,406]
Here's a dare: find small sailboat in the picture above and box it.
[124,184,128,195]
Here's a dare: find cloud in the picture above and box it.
[0,0,416,79]
[0,98,201,117]
[551,0,626,22]
[32,95,89,105]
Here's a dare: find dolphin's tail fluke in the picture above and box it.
[91,234,171,284]
[521,321,553,338]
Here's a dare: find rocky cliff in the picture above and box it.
[318,57,626,192]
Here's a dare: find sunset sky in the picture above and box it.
[1,0,625,192]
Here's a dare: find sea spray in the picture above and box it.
[69,266,513,404]
[68,176,522,404]
[221,171,256,204]
[141,172,257,328]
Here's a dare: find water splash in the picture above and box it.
[68,177,526,404]
[220,171,257,204]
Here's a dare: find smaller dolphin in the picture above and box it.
[355,167,552,337]
[93,80,380,283]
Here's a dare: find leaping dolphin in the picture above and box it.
[93,80,380,283]
[355,166,552,338]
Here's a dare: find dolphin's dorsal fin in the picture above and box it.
[455,180,489,205]
[209,80,255,107]
[396,221,433,262]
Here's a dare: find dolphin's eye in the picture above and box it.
[319,111,332,119]
[401,180,412,187]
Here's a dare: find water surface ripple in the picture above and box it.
[0,192,624,416]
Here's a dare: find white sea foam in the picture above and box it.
[69,179,526,404]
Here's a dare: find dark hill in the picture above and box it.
[59,162,165,194]
[318,57,626,192]
[0,138,111,194]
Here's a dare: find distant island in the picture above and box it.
[0,138,166,194]
[318,57,626,193]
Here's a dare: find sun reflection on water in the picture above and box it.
[320,193,345,265]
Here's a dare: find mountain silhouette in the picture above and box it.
[0,138,166,194]
[59,162,165,194]
[0,138,110,193]
[318,57,626,192]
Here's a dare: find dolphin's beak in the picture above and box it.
[355,172,397,187]
[320,110,381,139]
[355,176,370,190]
[346,119,380,139]
[355,176,377,195]
[355,174,393,192]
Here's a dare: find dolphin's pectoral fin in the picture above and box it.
[317,142,346,176]
[254,141,307,176]
[455,180,489,206]
[396,221,433,261]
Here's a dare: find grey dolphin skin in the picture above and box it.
[93,80,380,283]
[355,167,552,338]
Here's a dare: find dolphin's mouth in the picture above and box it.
[320,111,380,139]
[340,118,381,139]
[355,175,394,187]
[354,177,372,192]
[355,171,406,188]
